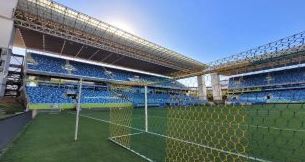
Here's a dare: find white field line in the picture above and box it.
[139,115,305,133]
[76,113,271,162]
[75,113,144,132]
[111,132,144,139]
[146,131,270,162]
[108,138,153,162]
[82,113,143,122]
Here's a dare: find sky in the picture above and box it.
[54,0,305,64]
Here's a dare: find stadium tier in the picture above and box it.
[228,67,305,104]
[25,83,204,109]
[27,53,184,88]
[228,67,305,89]
[26,85,74,104]
[228,89,305,104]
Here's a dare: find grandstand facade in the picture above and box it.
[25,52,204,109]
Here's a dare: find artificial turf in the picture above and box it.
[80,104,305,161]
[1,104,305,162]
[0,112,144,162]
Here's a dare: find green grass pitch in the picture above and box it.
[1,104,305,162]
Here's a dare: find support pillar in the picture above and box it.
[74,79,83,141]
[197,75,207,101]
[211,73,223,101]
[32,109,38,119]
[0,0,18,97]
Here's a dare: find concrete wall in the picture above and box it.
[0,0,18,49]
[197,75,207,100]
[0,0,18,97]
[211,73,223,101]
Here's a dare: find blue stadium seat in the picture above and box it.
[28,53,67,74]
[27,53,184,88]
[227,67,305,104]
[228,67,305,89]
[228,89,305,104]
[26,84,205,106]
[26,53,206,107]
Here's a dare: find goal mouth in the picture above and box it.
[108,130,270,162]
[106,105,265,162]
[72,73,305,162]
[76,102,305,162]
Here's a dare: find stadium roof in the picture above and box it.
[13,0,206,77]
[203,31,305,76]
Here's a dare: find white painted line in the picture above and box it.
[108,138,154,162]
[111,132,144,139]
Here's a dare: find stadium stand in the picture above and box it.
[26,83,127,105]
[25,83,202,107]
[228,89,305,104]
[25,53,205,107]
[26,84,74,104]
[228,67,305,104]
[70,61,108,79]
[28,53,67,74]
[27,53,184,88]
[228,67,305,89]
[81,88,127,104]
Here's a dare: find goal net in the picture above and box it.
[105,72,305,162]
[105,75,251,162]
[74,69,305,161]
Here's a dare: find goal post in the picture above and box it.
[144,85,148,132]
[74,78,83,141]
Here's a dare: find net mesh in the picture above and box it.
[109,106,133,148]
[74,67,305,162]
[164,105,248,161]
[105,72,305,162]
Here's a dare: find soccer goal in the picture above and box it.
[104,76,257,162]
[75,74,305,162]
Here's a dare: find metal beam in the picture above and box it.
[60,40,66,55]
[14,0,206,73]
[205,31,305,75]
[14,17,190,73]
[75,45,84,57]
[111,55,125,64]
[100,53,113,62]
[42,34,45,51]
[88,49,100,60]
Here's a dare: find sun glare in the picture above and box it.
[108,20,136,34]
